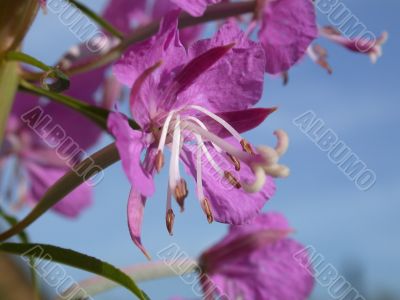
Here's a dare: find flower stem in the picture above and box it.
[66,0,124,39]
[58,259,199,299]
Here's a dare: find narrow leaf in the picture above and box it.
[0,242,147,300]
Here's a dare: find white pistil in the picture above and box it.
[242,165,266,193]
[191,131,224,177]
[169,115,182,191]
[188,105,243,141]
[274,129,289,156]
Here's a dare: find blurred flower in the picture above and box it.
[254,0,318,74]
[320,26,388,63]
[108,12,289,258]
[307,44,333,74]
[197,212,314,300]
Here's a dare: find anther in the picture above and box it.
[202,198,214,224]
[240,139,254,155]
[155,150,164,173]
[174,179,188,212]
[226,153,240,171]
[224,171,242,189]
[166,208,175,235]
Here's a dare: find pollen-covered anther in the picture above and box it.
[224,171,242,189]
[240,139,254,154]
[166,208,175,236]
[174,179,188,212]
[155,150,164,173]
[202,198,214,224]
[226,153,240,171]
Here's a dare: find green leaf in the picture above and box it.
[0,242,147,300]
[0,60,19,144]
[0,208,29,243]
[0,143,120,242]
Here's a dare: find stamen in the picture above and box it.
[202,198,214,224]
[188,105,243,141]
[157,110,175,153]
[191,132,224,177]
[155,150,164,173]
[166,208,175,236]
[195,139,213,223]
[174,178,188,212]
[169,115,182,190]
[226,152,241,171]
[224,171,242,189]
[240,139,254,154]
[184,116,222,152]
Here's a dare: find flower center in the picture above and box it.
[154,105,289,229]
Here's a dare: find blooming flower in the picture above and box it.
[319,26,388,64]
[197,212,314,300]
[109,12,289,258]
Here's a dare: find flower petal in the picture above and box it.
[107,112,155,197]
[181,21,265,111]
[127,188,151,259]
[181,145,275,225]
[169,0,221,17]
[259,0,318,74]
[103,0,147,34]
[201,107,277,138]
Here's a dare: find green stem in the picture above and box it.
[66,0,124,39]
[59,259,199,299]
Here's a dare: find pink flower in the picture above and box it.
[198,212,314,300]
[108,12,290,258]
[320,26,388,63]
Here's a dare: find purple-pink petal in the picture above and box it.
[127,188,151,259]
[202,213,314,300]
[181,21,265,112]
[107,112,155,197]
[170,0,221,16]
[259,0,318,74]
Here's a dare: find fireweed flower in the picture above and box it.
[319,26,388,64]
[109,12,289,258]
[198,212,314,300]
[245,0,318,74]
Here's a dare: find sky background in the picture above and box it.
[8,0,399,299]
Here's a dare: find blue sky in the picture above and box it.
[12,1,400,299]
